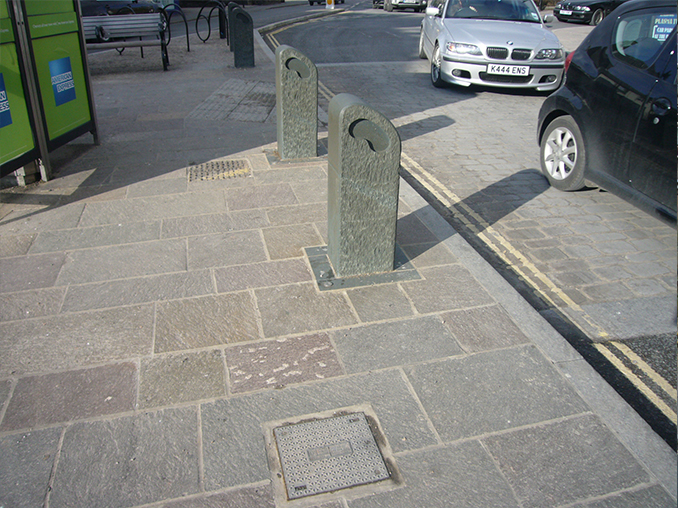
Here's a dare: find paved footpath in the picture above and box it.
[0,23,675,508]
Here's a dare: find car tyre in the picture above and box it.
[431,43,446,88]
[418,30,427,59]
[590,8,604,25]
[540,116,586,191]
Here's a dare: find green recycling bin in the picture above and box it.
[24,0,94,149]
[0,0,38,174]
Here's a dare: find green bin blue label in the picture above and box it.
[49,56,76,106]
[0,73,11,128]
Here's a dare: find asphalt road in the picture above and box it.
[254,0,677,448]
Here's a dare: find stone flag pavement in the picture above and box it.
[0,18,675,508]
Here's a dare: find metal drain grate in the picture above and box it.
[273,412,390,500]
[187,159,251,182]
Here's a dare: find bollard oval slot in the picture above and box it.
[285,57,311,79]
[349,119,390,153]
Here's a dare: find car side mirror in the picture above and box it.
[543,14,554,23]
[425,6,441,16]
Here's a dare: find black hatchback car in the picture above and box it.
[537,0,677,224]
[554,0,629,25]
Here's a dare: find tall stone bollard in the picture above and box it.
[275,45,318,160]
[327,94,401,277]
[228,2,238,52]
[232,7,254,68]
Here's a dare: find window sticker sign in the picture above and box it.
[0,73,11,129]
[653,14,677,42]
[48,56,76,106]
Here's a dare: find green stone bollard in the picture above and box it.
[275,45,318,160]
[327,94,401,277]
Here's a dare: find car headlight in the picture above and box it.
[574,5,590,11]
[536,48,564,60]
[445,42,482,56]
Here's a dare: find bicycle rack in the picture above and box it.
[195,0,228,43]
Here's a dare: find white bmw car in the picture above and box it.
[419,0,565,91]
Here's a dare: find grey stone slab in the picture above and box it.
[161,210,269,238]
[0,202,85,235]
[77,191,227,227]
[126,177,188,198]
[187,230,268,270]
[396,213,438,246]
[160,484,275,507]
[201,370,438,490]
[570,484,676,507]
[0,253,66,293]
[61,270,214,312]
[0,378,10,408]
[0,305,154,376]
[0,288,65,322]
[155,293,260,353]
[138,349,226,409]
[401,242,458,268]
[266,203,326,226]
[405,345,588,442]
[50,407,200,508]
[0,427,62,508]
[1,363,136,431]
[226,183,298,210]
[482,414,652,508]
[29,221,161,253]
[333,317,462,374]
[290,179,327,204]
[56,239,187,285]
[401,265,495,314]
[214,258,312,293]
[349,441,520,508]
[255,283,358,337]
[441,304,530,353]
[262,224,323,260]
[225,333,343,393]
[0,234,34,257]
[556,358,677,498]
[346,284,414,321]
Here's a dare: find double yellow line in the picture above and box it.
[400,153,676,424]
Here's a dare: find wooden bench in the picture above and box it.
[82,13,170,71]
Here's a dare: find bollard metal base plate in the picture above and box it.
[305,245,421,291]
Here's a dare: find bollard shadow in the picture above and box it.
[397,168,549,263]
[395,114,455,144]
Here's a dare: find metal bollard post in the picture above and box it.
[232,7,254,68]
[327,93,401,277]
[227,2,238,52]
[275,45,318,160]
[218,2,227,40]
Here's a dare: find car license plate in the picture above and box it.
[560,9,572,15]
[487,64,529,76]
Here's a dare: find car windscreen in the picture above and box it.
[445,0,542,22]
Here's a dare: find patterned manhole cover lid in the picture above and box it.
[187,159,251,182]
[273,412,390,500]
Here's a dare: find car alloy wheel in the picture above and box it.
[431,43,446,88]
[590,8,604,25]
[540,116,586,191]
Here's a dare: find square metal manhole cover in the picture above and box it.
[272,412,391,501]
[187,159,251,182]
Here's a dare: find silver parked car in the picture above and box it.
[419,0,566,90]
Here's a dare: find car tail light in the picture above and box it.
[564,50,575,72]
